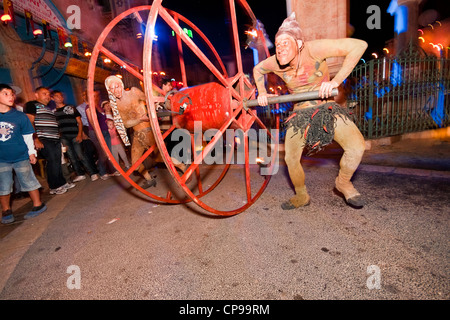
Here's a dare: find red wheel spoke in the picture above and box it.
[158,8,241,101]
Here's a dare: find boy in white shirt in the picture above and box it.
[0,84,47,224]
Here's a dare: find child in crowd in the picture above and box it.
[0,84,47,224]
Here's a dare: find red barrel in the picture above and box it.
[170,82,235,132]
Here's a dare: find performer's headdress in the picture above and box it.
[105,75,130,146]
[275,12,304,74]
[275,12,303,41]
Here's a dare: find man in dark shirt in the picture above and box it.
[24,87,75,195]
[52,90,99,182]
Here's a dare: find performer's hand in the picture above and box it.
[29,154,37,165]
[319,80,339,99]
[75,134,83,143]
[257,93,277,106]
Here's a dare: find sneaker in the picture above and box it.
[91,174,100,181]
[50,186,68,195]
[62,182,76,190]
[100,174,110,180]
[1,209,14,224]
[73,175,86,182]
[111,171,121,176]
[24,203,47,220]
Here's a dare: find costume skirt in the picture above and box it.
[285,102,353,155]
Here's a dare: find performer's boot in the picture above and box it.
[140,171,157,188]
[335,172,364,208]
[281,185,311,210]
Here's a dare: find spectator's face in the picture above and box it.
[93,91,101,106]
[0,88,15,107]
[162,82,173,94]
[106,120,114,130]
[35,88,51,105]
[52,92,64,104]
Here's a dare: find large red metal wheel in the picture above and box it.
[87,1,278,215]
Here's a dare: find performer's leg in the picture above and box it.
[282,127,310,210]
[333,116,365,207]
[145,130,164,163]
[131,136,155,187]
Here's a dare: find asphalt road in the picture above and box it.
[0,155,448,301]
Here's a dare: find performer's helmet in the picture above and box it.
[275,12,303,41]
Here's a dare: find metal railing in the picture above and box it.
[347,55,449,139]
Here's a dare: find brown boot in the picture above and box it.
[335,175,365,208]
[281,186,311,210]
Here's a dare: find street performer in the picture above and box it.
[253,13,367,209]
[104,76,185,188]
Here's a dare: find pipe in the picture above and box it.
[244,88,339,108]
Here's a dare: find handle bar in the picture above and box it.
[244,88,339,108]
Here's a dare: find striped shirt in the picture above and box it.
[24,101,60,140]
[54,105,81,139]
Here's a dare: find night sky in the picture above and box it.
[153,0,447,67]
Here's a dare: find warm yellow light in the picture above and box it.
[160,72,166,76]
[64,42,73,48]
[418,37,425,43]
[372,53,378,59]
[1,14,11,22]
[33,29,43,36]
[115,74,123,79]
[103,58,111,63]
[383,48,389,54]
[245,29,258,37]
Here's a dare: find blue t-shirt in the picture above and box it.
[0,108,35,163]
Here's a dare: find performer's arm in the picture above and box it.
[312,39,367,98]
[253,56,277,106]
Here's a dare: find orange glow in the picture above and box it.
[245,29,258,38]
[1,14,11,22]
